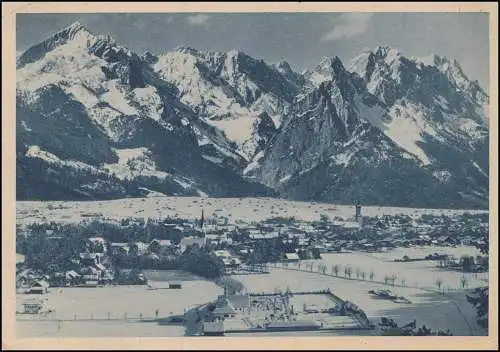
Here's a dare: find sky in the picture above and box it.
[16,12,490,91]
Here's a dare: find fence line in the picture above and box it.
[266,261,474,293]
[16,311,162,322]
[265,262,478,333]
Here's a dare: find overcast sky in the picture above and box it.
[16,12,490,91]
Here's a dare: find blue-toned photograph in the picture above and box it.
[15,11,490,338]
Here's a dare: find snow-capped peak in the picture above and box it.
[65,21,85,33]
[413,53,461,74]
[17,20,103,69]
[348,46,401,76]
[317,56,337,67]
[271,60,304,88]
[15,23,489,209]
[414,53,441,67]
[413,53,487,100]
[374,45,401,60]
[271,60,296,77]
[303,56,347,87]
[347,52,371,78]
[349,46,488,105]
[433,57,470,90]
[226,49,245,58]
[174,46,202,55]
[275,60,292,71]
[51,20,98,45]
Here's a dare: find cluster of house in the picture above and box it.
[17,206,489,292]
[16,270,50,295]
[107,237,207,258]
[17,252,113,292]
[392,251,488,273]
[434,253,489,272]
[213,250,242,273]
[324,233,461,253]
[311,217,486,253]
[223,205,366,256]
[145,206,486,268]
[16,232,209,291]
[206,224,471,260]
[82,207,366,270]
[77,235,211,280]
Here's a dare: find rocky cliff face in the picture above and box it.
[152,47,298,161]
[16,22,275,200]
[252,47,488,208]
[16,23,489,208]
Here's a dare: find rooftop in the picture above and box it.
[151,239,173,246]
[212,304,237,316]
[214,250,232,258]
[32,280,50,288]
[285,253,300,260]
[88,236,105,242]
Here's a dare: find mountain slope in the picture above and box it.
[152,47,298,162]
[252,49,489,208]
[16,23,489,208]
[16,22,275,200]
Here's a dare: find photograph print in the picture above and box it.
[10,5,494,345]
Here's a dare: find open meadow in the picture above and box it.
[14,198,489,337]
[301,245,488,290]
[233,247,488,337]
[15,248,488,337]
[16,197,487,228]
[16,276,223,338]
[15,320,186,338]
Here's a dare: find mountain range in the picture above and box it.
[16,22,489,208]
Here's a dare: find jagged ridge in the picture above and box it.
[15,23,489,208]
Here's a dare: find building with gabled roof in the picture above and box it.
[212,303,237,319]
[214,250,232,258]
[28,280,49,294]
[180,236,206,253]
[203,321,225,336]
[88,236,106,244]
[110,243,130,255]
[284,253,300,262]
[131,241,149,255]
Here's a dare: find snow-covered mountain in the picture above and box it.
[252,46,489,208]
[16,22,275,200]
[152,47,298,161]
[16,23,489,208]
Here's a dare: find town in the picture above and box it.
[16,202,488,303]
[14,194,490,339]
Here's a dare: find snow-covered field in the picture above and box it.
[233,266,487,336]
[16,279,222,338]
[14,197,489,337]
[17,281,222,321]
[15,247,488,337]
[301,246,488,290]
[16,320,186,338]
[15,197,487,227]
[232,245,488,336]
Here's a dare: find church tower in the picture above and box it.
[355,201,363,230]
[355,201,362,221]
[200,208,204,229]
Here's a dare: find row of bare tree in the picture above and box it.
[278,261,470,291]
